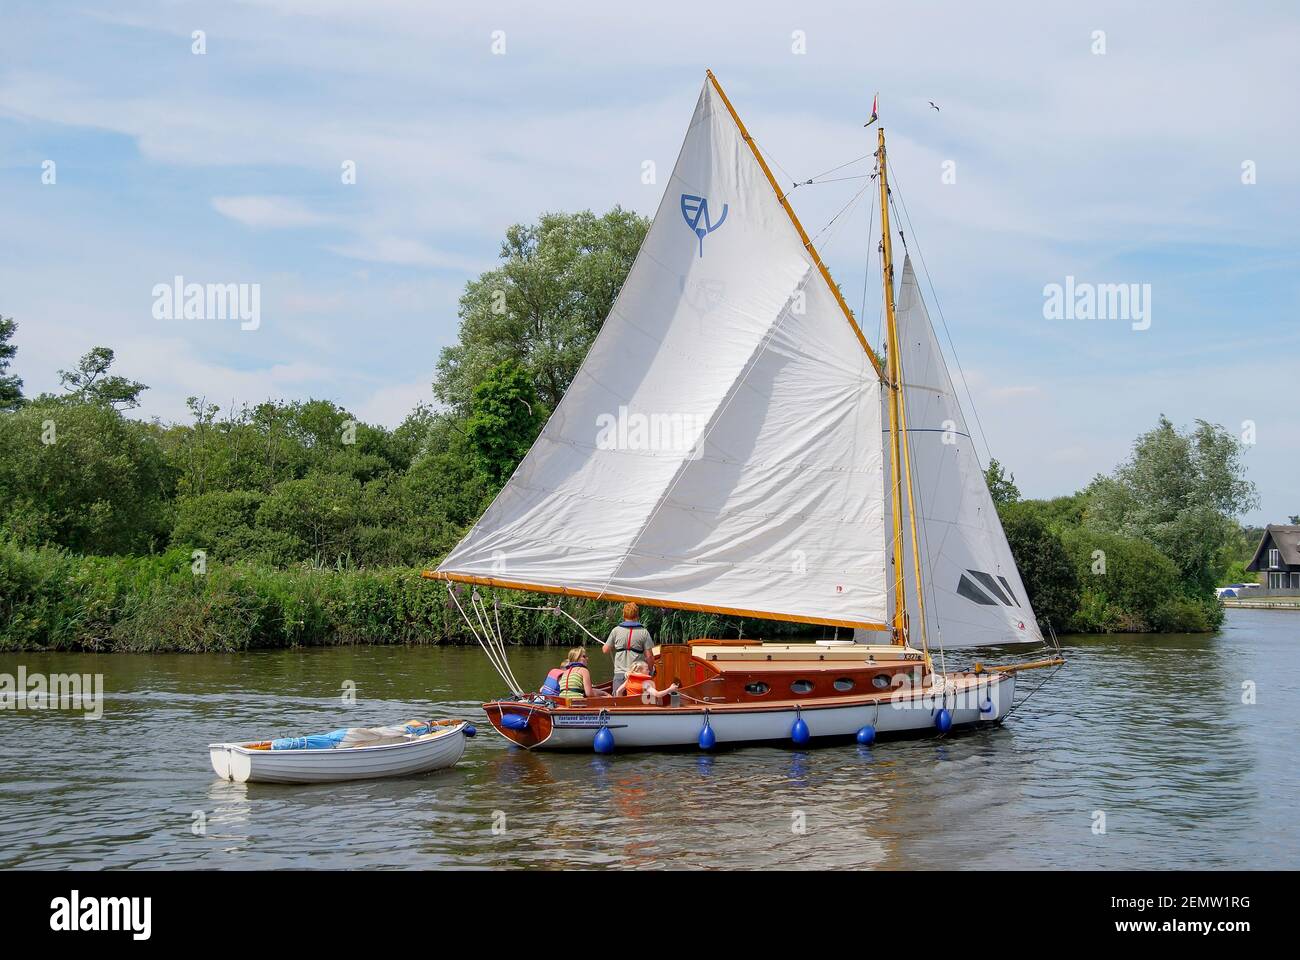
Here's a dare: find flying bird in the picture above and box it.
[928,100,940,112]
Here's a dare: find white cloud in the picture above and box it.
[325,237,490,272]
[353,379,437,428]
[986,385,1041,401]
[211,195,334,229]
[3,0,1297,528]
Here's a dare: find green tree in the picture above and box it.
[403,416,493,533]
[435,208,649,412]
[1220,558,1251,586]
[998,501,1079,631]
[58,347,148,410]
[984,458,1020,507]
[255,474,364,564]
[170,489,266,561]
[0,400,174,554]
[464,359,545,486]
[1086,415,1257,595]
[0,316,24,410]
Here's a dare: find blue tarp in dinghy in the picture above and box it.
[269,720,437,750]
[270,729,350,750]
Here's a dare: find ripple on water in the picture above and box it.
[1,610,1297,869]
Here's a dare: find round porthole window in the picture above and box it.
[833,677,855,692]
[745,682,770,696]
[791,679,814,694]
[871,674,892,690]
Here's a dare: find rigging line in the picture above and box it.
[475,593,522,693]
[808,174,873,185]
[448,586,521,695]
[452,588,500,678]
[749,137,802,194]
[471,590,523,694]
[497,601,605,646]
[859,189,876,330]
[555,606,605,646]
[752,139,873,192]
[809,180,873,248]
[884,157,995,468]
[479,593,525,693]
[471,591,499,653]
[1002,663,1064,721]
[498,622,527,692]
[807,152,873,182]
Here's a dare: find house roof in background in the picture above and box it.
[1247,525,1300,571]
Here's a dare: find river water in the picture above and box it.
[1,608,1296,870]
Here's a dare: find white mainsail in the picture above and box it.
[884,256,1043,647]
[437,77,889,630]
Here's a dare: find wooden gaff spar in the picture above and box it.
[424,71,1061,751]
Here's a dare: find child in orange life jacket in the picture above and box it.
[614,660,679,704]
[603,602,655,695]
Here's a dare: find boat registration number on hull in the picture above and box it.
[551,713,627,729]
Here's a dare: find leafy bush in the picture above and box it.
[0,541,830,652]
[1060,528,1182,632]
[1149,594,1221,633]
[998,501,1080,632]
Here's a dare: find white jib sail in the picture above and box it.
[437,78,888,629]
[884,256,1043,647]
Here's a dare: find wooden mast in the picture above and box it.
[877,127,908,646]
[878,126,933,657]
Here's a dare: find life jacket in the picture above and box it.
[618,622,645,659]
[560,663,588,698]
[624,671,650,698]
[542,661,583,697]
[539,667,566,696]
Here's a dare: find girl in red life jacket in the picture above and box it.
[614,660,679,704]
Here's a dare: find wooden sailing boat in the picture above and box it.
[425,71,1061,750]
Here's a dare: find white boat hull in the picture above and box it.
[487,673,1014,751]
[209,722,468,783]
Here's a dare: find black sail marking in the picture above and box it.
[957,574,998,606]
[997,575,1021,607]
[967,570,1013,606]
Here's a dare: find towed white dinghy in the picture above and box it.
[209,718,473,784]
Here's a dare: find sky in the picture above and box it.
[1,0,1296,525]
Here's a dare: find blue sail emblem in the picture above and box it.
[680,194,729,257]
